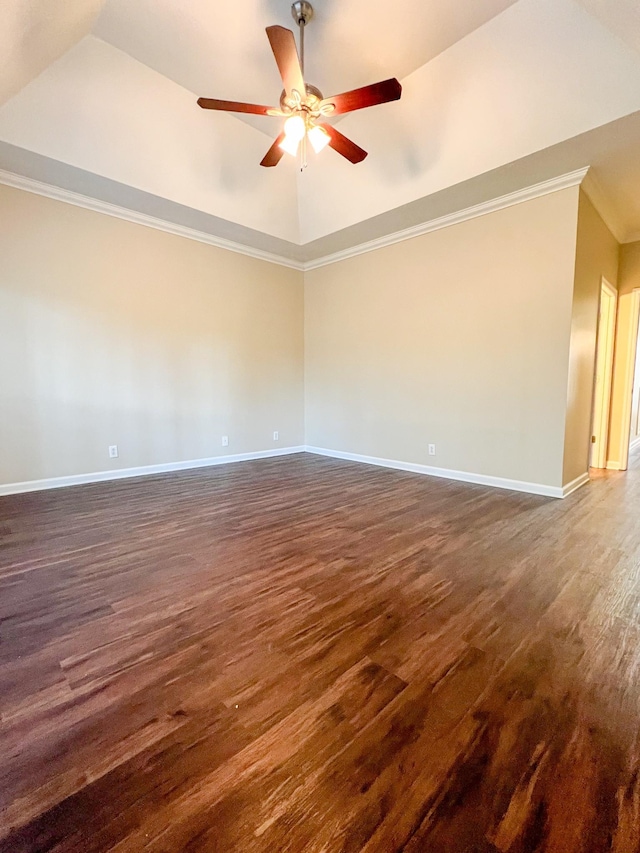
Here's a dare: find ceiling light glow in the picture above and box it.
[279,114,306,156]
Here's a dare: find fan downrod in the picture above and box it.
[291,2,314,26]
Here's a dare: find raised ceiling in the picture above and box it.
[93,0,519,134]
[1,0,640,264]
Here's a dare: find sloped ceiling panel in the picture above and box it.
[0,36,300,243]
[0,0,106,105]
[297,0,640,242]
[576,0,640,58]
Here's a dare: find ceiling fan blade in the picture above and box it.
[320,78,402,116]
[260,132,286,168]
[266,25,305,98]
[197,98,275,116]
[317,123,368,164]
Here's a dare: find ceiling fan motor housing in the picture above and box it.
[291,2,314,26]
[279,83,323,113]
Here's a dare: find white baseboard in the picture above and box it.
[605,461,622,471]
[562,472,590,497]
[304,446,566,498]
[0,446,590,501]
[0,447,306,497]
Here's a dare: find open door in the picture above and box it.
[590,279,617,469]
[607,289,640,471]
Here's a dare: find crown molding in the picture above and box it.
[0,169,305,272]
[0,166,591,273]
[303,168,590,271]
[581,169,626,244]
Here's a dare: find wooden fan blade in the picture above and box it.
[317,122,367,164]
[266,26,305,98]
[260,132,286,167]
[197,98,274,115]
[320,78,402,116]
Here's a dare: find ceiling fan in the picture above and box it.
[197,1,402,168]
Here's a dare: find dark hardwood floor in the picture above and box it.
[1,452,639,852]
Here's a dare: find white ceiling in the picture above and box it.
[1,0,640,260]
[93,0,519,134]
[575,0,640,57]
[0,0,105,103]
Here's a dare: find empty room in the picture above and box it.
[3,1,640,851]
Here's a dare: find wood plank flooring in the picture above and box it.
[1,452,640,852]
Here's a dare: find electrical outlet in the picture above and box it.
[428,444,436,456]
[221,435,229,447]
[108,445,118,459]
[273,431,279,441]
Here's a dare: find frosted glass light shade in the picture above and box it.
[279,134,301,156]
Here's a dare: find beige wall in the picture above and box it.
[562,191,619,485]
[2,181,624,494]
[305,187,581,489]
[0,185,304,487]
[618,240,640,295]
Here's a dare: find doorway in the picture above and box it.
[590,279,617,469]
[628,314,640,451]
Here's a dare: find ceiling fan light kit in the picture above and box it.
[197,2,402,169]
